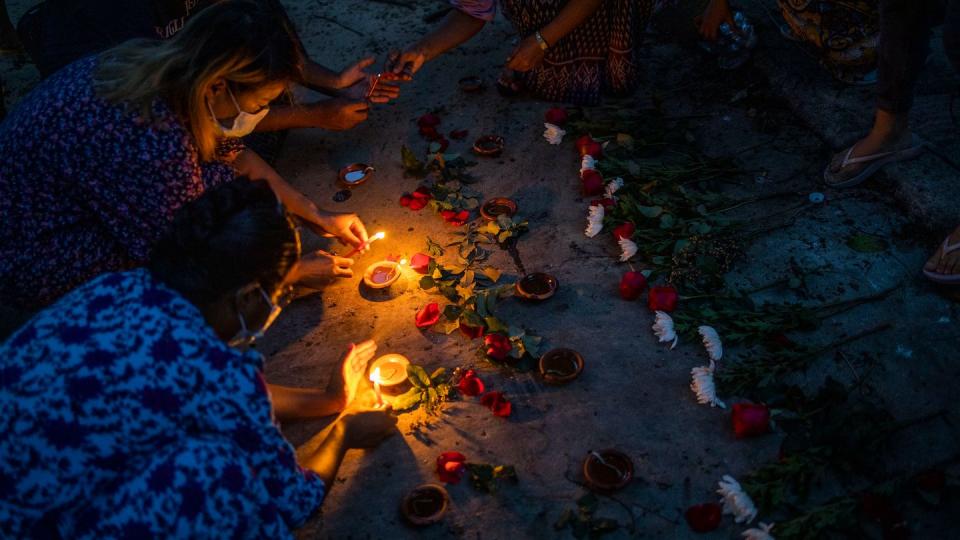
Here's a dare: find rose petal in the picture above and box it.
[613,222,636,241]
[647,286,678,312]
[408,198,428,211]
[731,403,771,439]
[456,371,485,396]
[685,503,722,533]
[459,322,485,339]
[410,253,432,274]
[400,194,412,207]
[480,391,512,417]
[545,107,568,125]
[484,334,512,360]
[415,303,441,328]
[619,271,647,301]
[412,186,433,199]
[590,198,615,208]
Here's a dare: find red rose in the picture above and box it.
[590,198,615,208]
[480,391,512,417]
[449,129,469,140]
[647,285,678,312]
[619,271,647,301]
[419,125,440,141]
[684,503,722,533]
[407,187,433,211]
[575,135,594,155]
[581,170,604,196]
[415,303,441,328]
[417,113,441,128]
[731,403,771,439]
[456,369,485,396]
[459,321,485,339]
[408,198,428,211]
[545,106,568,125]
[441,209,470,226]
[410,253,431,274]
[613,222,635,241]
[484,333,512,360]
[412,186,433,199]
[579,139,603,159]
[436,451,467,483]
[400,194,412,207]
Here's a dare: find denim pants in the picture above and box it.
[877,0,960,112]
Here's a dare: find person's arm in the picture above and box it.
[388,9,487,78]
[268,384,345,420]
[300,406,397,487]
[254,99,371,132]
[505,0,602,72]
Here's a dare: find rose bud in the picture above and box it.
[399,194,412,207]
[459,321,484,339]
[480,391,512,417]
[731,403,771,439]
[409,253,432,274]
[647,285,678,312]
[436,451,467,483]
[415,303,441,328]
[612,221,635,241]
[545,106,568,125]
[684,503,722,533]
[484,333,512,360]
[575,135,594,155]
[456,369,485,396]
[619,271,647,301]
[581,169,604,196]
[580,139,603,159]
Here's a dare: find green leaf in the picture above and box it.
[846,233,887,253]
[521,334,542,358]
[659,213,675,229]
[419,276,436,290]
[401,146,426,177]
[443,304,463,321]
[461,309,484,328]
[429,367,446,381]
[392,387,423,411]
[637,205,663,218]
[432,319,460,334]
[577,493,599,514]
[485,316,510,333]
[407,365,432,388]
[426,237,445,257]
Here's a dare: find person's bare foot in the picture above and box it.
[824,110,922,188]
[923,225,960,284]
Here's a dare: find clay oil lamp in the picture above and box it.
[362,258,404,290]
[582,449,634,493]
[400,484,450,527]
[338,163,375,188]
[368,353,410,398]
[514,272,558,301]
[472,135,504,157]
[538,348,584,385]
[458,75,484,93]
[480,197,518,221]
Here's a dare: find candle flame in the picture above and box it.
[370,366,382,383]
[399,258,407,265]
[372,231,386,241]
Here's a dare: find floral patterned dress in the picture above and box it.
[0,268,325,539]
[0,56,236,311]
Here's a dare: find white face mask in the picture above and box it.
[227,283,283,349]
[209,85,270,138]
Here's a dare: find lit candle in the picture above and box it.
[370,366,383,407]
[346,231,386,257]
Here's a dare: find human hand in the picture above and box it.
[304,211,369,248]
[310,98,370,131]
[291,250,354,290]
[386,47,427,80]
[338,404,398,449]
[696,0,735,41]
[338,57,401,104]
[338,340,377,406]
[505,36,544,72]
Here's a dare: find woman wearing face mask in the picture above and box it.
[0,180,397,539]
[0,1,360,332]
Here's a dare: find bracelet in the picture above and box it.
[535,30,550,51]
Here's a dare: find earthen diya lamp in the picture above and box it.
[458,75,484,93]
[362,260,403,289]
[538,348,584,385]
[582,449,633,493]
[514,272,558,301]
[338,163,375,187]
[368,353,410,397]
[480,197,518,221]
[472,135,504,157]
[401,483,450,527]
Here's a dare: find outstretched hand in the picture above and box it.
[339,56,401,103]
[386,48,426,81]
[505,35,545,72]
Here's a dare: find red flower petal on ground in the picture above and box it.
[613,222,636,241]
[441,210,470,226]
[545,106,568,125]
[619,271,647,301]
[575,135,595,155]
[581,140,603,159]
[408,198,428,211]
[419,125,440,140]
[436,451,467,483]
[647,285,678,312]
[415,303,441,328]
[590,198,615,208]
[484,333,512,360]
[581,170,604,196]
[685,503,722,533]
[480,391,512,417]
[459,321,485,339]
[412,186,433,199]
[410,253,432,274]
[400,194,412,207]
[731,403,771,439]
[450,129,469,140]
[417,113,441,128]
[456,369,485,396]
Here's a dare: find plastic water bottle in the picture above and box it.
[700,11,758,70]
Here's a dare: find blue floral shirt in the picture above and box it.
[0,269,324,538]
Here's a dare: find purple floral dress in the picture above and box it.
[0,268,325,539]
[0,56,236,311]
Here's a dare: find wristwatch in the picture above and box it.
[535,30,550,51]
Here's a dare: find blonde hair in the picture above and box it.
[94,0,302,161]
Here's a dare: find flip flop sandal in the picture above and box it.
[923,236,960,284]
[823,134,923,188]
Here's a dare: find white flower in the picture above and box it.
[618,238,637,262]
[717,475,758,524]
[698,325,723,361]
[585,204,604,237]
[580,155,596,174]
[543,123,566,145]
[690,360,725,408]
[742,522,775,540]
[652,311,678,349]
[603,177,624,198]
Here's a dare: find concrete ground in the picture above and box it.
[2,0,958,538]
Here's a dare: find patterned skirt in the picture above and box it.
[500,0,657,106]
[778,0,879,81]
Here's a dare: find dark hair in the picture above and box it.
[95,0,304,160]
[149,179,300,305]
